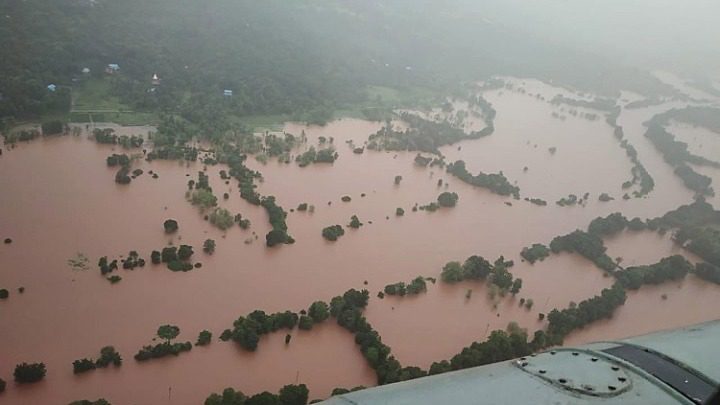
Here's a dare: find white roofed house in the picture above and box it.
[223,89,233,97]
[152,73,161,86]
[105,63,120,74]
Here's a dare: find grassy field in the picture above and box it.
[72,79,129,111]
[69,78,158,126]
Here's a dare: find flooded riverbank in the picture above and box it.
[2,78,720,403]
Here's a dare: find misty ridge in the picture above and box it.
[1,0,719,123]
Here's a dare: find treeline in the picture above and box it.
[644,119,715,196]
[549,230,616,272]
[550,95,617,112]
[205,385,309,405]
[327,289,425,384]
[446,160,520,198]
[214,144,293,247]
[429,328,535,374]
[651,106,720,134]
[615,255,692,290]
[587,212,647,236]
[545,282,627,345]
[606,109,654,197]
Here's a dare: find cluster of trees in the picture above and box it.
[234,214,251,230]
[190,189,218,209]
[587,213,629,236]
[151,245,195,272]
[555,194,578,206]
[14,362,46,383]
[675,227,720,267]
[367,114,475,154]
[598,193,614,202]
[615,255,692,290]
[121,251,145,270]
[209,208,235,230]
[520,244,550,264]
[261,196,294,247]
[295,147,338,167]
[68,400,111,405]
[214,145,295,247]
[649,199,720,268]
[187,171,220,209]
[134,325,192,361]
[440,255,520,293]
[383,277,428,297]
[550,230,616,272]
[196,330,213,346]
[446,161,519,198]
[105,152,134,184]
[98,256,119,275]
[437,192,459,207]
[106,154,130,168]
[322,225,345,241]
[204,384,309,405]
[73,346,122,374]
[264,133,299,158]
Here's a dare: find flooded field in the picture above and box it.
[2,78,720,403]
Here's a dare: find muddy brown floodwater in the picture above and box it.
[1,78,720,404]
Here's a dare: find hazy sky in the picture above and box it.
[471,0,720,75]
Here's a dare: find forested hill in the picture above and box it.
[0,0,674,124]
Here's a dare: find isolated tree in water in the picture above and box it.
[157,325,180,344]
